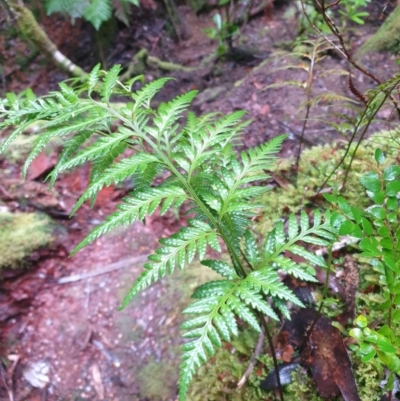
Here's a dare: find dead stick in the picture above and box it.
[237,323,266,388]
[57,255,147,284]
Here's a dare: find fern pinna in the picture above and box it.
[0,65,337,400]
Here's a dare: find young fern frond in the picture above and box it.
[0,65,339,401]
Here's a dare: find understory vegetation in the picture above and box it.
[1,0,400,400]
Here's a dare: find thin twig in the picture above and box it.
[237,324,265,388]
[57,255,147,284]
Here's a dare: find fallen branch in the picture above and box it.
[120,48,195,81]
[4,0,87,79]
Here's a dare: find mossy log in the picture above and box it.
[120,48,196,81]
[4,0,87,78]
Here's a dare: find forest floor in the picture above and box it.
[0,1,400,400]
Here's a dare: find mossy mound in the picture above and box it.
[254,129,400,235]
[0,211,55,270]
[357,5,400,55]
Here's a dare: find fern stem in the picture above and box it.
[299,245,332,352]
[259,313,285,401]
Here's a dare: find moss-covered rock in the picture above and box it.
[254,129,400,235]
[0,211,55,270]
[357,5,400,55]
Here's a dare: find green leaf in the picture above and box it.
[355,315,368,328]
[87,63,101,95]
[288,214,299,240]
[273,256,318,282]
[361,217,373,236]
[386,180,400,197]
[366,190,385,205]
[386,197,398,211]
[375,149,385,164]
[360,172,381,193]
[288,245,326,268]
[383,166,400,181]
[366,205,386,220]
[361,349,376,362]
[338,219,355,235]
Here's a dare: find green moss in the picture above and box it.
[353,357,383,401]
[137,357,179,401]
[0,211,54,270]
[254,129,400,234]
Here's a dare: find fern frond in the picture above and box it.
[179,279,259,401]
[87,63,101,95]
[49,130,93,186]
[51,127,134,175]
[132,162,164,190]
[131,78,172,111]
[23,112,106,177]
[45,0,88,19]
[101,64,122,102]
[219,135,286,218]
[83,0,112,29]
[244,230,261,266]
[273,256,318,282]
[152,91,198,142]
[72,152,160,213]
[72,185,187,253]
[246,269,303,307]
[120,219,217,308]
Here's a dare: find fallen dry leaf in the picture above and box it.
[278,308,360,401]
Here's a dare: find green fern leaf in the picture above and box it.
[101,64,122,102]
[53,127,133,174]
[119,219,216,308]
[49,130,93,186]
[45,0,89,19]
[227,296,260,331]
[87,63,101,95]
[274,256,318,282]
[300,210,310,232]
[23,113,106,177]
[83,0,112,29]
[72,185,187,253]
[288,244,326,267]
[244,230,261,266]
[288,214,299,240]
[72,152,160,213]
[153,91,198,141]
[201,260,237,279]
[131,78,172,111]
[192,280,234,298]
[248,269,303,307]
[236,285,279,320]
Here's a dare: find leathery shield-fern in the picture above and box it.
[0,65,338,400]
